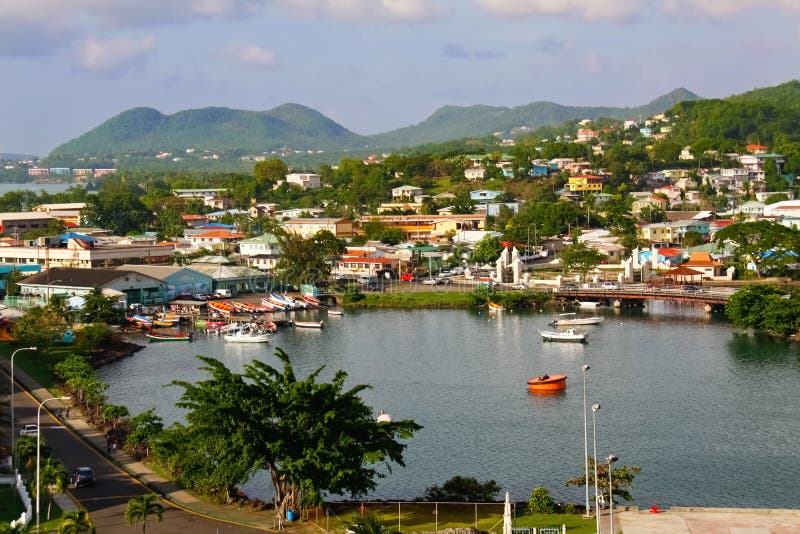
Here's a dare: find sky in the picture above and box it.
[2,0,800,156]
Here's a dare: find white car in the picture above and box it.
[601,282,620,290]
[422,278,438,285]
[20,424,38,437]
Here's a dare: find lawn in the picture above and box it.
[0,343,74,390]
[0,484,26,524]
[315,502,597,534]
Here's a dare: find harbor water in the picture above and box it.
[96,302,800,508]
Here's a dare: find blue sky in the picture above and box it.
[2,0,799,156]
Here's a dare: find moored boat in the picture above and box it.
[302,294,321,307]
[539,328,587,342]
[294,320,324,329]
[577,301,600,309]
[145,331,193,342]
[527,374,567,391]
[327,309,345,316]
[223,330,272,343]
[488,301,505,311]
[551,313,604,326]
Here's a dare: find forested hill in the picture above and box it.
[367,88,701,147]
[48,89,700,158]
[49,104,368,156]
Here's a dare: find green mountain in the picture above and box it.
[50,103,368,156]
[367,88,701,147]
[49,89,700,158]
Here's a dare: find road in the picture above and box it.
[12,385,264,533]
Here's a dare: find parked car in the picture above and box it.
[511,283,527,290]
[213,289,232,298]
[399,272,416,282]
[683,285,702,293]
[19,424,38,437]
[422,278,438,285]
[193,293,211,301]
[69,467,95,488]
[600,281,620,290]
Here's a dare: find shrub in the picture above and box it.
[528,486,556,514]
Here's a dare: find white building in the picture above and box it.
[286,173,321,189]
[392,185,424,201]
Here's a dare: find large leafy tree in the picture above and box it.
[13,305,68,353]
[714,221,800,277]
[559,242,607,283]
[172,350,421,519]
[421,476,500,502]
[471,235,504,265]
[275,230,345,286]
[725,284,800,336]
[58,509,95,533]
[81,178,153,235]
[124,494,164,534]
[79,287,125,324]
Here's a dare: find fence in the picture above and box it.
[301,502,566,534]
[0,473,33,526]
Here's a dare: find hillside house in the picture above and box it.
[283,218,353,238]
[392,185,424,201]
[285,173,321,189]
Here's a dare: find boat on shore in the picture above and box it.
[488,301,505,311]
[145,331,193,342]
[551,313,604,326]
[294,320,324,329]
[527,374,567,391]
[540,328,587,343]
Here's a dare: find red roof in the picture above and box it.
[657,247,682,257]
[195,231,244,239]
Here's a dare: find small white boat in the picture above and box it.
[540,328,588,343]
[551,313,604,326]
[577,301,600,309]
[327,310,345,316]
[294,320,324,329]
[224,330,272,343]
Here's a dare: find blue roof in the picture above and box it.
[60,232,96,243]
[203,222,236,229]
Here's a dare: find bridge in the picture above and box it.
[552,284,736,310]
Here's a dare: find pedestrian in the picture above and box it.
[65,406,70,419]
[106,437,111,453]
[111,439,118,454]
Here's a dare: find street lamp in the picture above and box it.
[581,365,591,517]
[591,403,601,534]
[37,396,70,533]
[606,454,618,534]
[10,346,37,470]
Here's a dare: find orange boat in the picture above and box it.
[527,374,567,391]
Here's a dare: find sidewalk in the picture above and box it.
[2,358,288,532]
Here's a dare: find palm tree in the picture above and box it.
[39,456,68,520]
[348,512,388,534]
[0,519,31,533]
[125,494,164,533]
[15,435,39,472]
[58,509,95,533]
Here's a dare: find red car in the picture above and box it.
[400,273,416,282]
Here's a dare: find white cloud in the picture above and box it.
[0,0,260,57]
[222,43,279,69]
[274,0,447,22]
[74,34,156,76]
[473,0,800,23]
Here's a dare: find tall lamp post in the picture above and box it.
[581,365,591,516]
[591,403,601,534]
[10,346,37,469]
[606,454,618,534]
[46,279,63,303]
[37,396,70,533]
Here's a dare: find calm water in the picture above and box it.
[0,182,74,195]
[97,303,800,508]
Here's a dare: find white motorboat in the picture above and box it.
[327,309,345,316]
[224,329,272,343]
[551,313,604,326]
[577,301,600,309]
[294,320,324,329]
[539,328,588,343]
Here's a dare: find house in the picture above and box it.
[186,256,271,296]
[392,185,424,201]
[377,202,424,214]
[763,200,800,218]
[237,234,282,271]
[283,218,354,238]
[631,195,668,214]
[737,200,765,219]
[470,190,503,202]
[184,229,244,250]
[275,207,326,219]
[576,129,598,143]
[464,167,487,181]
[32,203,85,227]
[334,255,400,278]
[0,212,56,241]
[181,214,209,228]
[549,158,575,169]
[681,252,725,279]
[18,267,168,306]
[746,144,768,154]
[564,175,602,195]
[358,214,484,242]
[738,153,785,180]
[117,264,213,301]
[173,188,228,199]
[285,173,321,189]
[249,203,278,218]
[587,240,626,262]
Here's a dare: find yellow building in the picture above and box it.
[564,175,603,194]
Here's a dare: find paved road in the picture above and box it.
[12,385,263,533]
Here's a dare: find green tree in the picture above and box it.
[4,269,25,297]
[16,435,40,471]
[125,409,164,458]
[472,235,504,264]
[154,207,185,240]
[80,288,125,324]
[421,476,500,502]
[681,230,705,248]
[528,486,556,514]
[559,242,607,283]
[81,179,154,235]
[450,192,475,215]
[565,456,641,503]
[39,456,68,520]
[254,158,288,187]
[124,494,164,533]
[275,230,345,286]
[12,306,68,353]
[102,404,130,430]
[171,350,421,519]
[714,221,800,277]
[58,509,95,533]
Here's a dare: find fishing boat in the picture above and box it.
[130,314,153,326]
[539,328,588,343]
[223,330,272,343]
[208,300,235,315]
[327,309,345,316]
[260,298,285,311]
[145,331,193,342]
[527,374,567,391]
[302,294,321,307]
[551,313,604,326]
[577,301,600,309]
[294,320,324,329]
[488,301,505,312]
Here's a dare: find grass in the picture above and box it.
[350,291,477,309]
[0,484,26,524]
[0,344,74,390]
[314,503,597,534]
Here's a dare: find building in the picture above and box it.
[32,203,85,227]
[392,185,424,201]
[564,175,602,195]
[0,212,56,240]
[117,264,214,300]
[681,252,725,278]
[282,218,354,238]
[185,256,271,296]
[285,173,321,189]
[173,188,228,199]
[464,167,487,181]
[238,234,282,271]
[184,229,245,249]
[18,267,168,306]
[359,214,484,242]
[470,190,503,202]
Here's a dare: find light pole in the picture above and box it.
[606,454,618,534]
[37,396,70,533]
[581,365,591,517]
[592,402,601,534]
[10,346,37,469]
